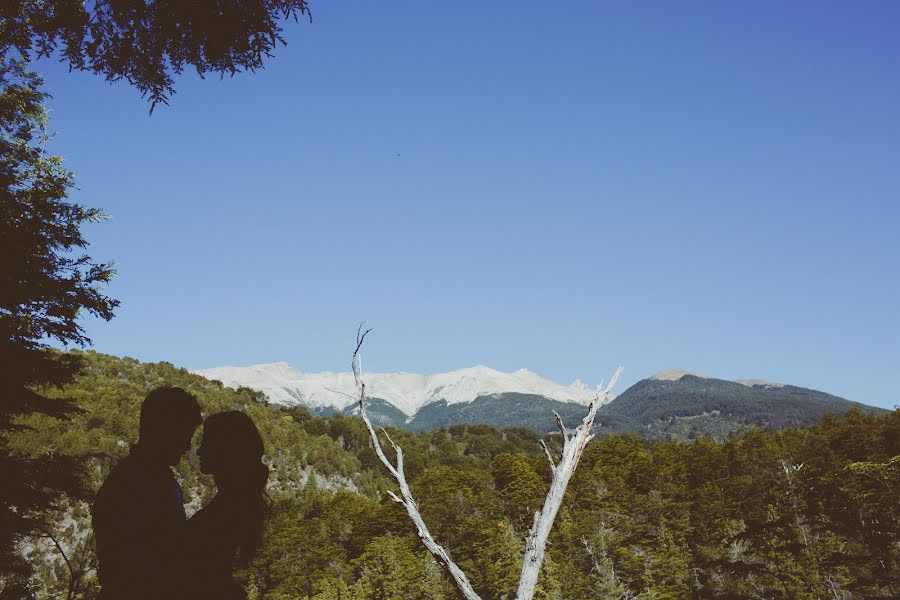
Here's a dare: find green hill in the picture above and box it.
[599,374,885,440]
[407,394,591,433]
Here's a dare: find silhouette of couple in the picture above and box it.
[92,387,268,600]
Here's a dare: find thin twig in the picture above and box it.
[539,439,556,472]
[553,411,569,442]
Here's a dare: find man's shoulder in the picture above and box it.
[98,454,148,494]
[94,452,177,518]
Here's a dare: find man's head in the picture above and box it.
[138,387,202,465]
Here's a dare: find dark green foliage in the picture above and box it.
[13,351,900,599]
[0,56,117,588]
[0,56,117,365]
[1,0,311,109]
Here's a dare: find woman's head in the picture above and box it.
[198,411,264,479]
[198,410,270,562]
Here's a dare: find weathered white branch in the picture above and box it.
[515,367,622,600]
[352,327,482,600]
[539,439,556,472]
[351,325,621,600]
[553,411,570,442]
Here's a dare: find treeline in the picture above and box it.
[9,351,900,599]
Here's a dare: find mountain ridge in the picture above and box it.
[194,362,604,415]
[195,364,885,439]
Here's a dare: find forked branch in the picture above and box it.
[352,327,481,600]
[515,368,621,600]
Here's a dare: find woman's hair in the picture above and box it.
[203,411,269,563]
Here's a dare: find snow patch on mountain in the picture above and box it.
[651,370,786,389]
[194,363,606,416]
[650,368,708,381]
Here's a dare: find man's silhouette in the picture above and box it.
[92,387,201,600]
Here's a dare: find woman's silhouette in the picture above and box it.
[181,411,269,599]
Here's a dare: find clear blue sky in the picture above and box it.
[38,1,899,408]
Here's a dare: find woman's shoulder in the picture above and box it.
[188,492,257,537]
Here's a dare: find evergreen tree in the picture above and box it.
[2,0,311,109]
[582,523,632,599]
[341,535,449,600]
[0,56,116,592]
[491,453,545,529]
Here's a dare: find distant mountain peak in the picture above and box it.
[650,368,708,381]
[195,363,604,416]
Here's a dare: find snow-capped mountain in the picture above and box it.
[194,362,605,416]
[194,363,879,437]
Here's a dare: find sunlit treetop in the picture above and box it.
[0,0,311,109]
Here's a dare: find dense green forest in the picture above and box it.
[7,351,899,599]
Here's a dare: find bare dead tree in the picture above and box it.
[351,324,481,599]
[514,370,621,599]
[351,325,621,600]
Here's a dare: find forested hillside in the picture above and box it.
[598,374,884,441]
[10,351,900,599]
